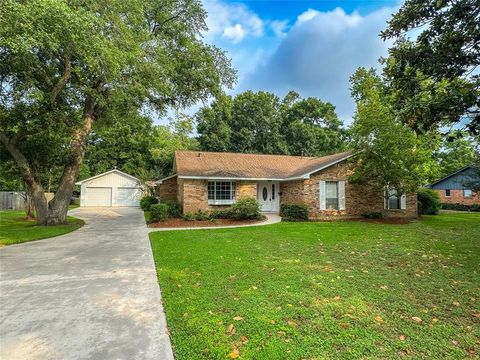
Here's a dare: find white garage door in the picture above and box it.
[116,187,141,207]
[85,187,112,207]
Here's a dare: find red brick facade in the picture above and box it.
[435,189,480,205]
[158,161,418,218]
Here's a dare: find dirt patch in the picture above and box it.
[148,217,266,228]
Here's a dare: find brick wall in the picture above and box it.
[181,179,209,213]
[435,189,480,205]
[280,161,417,219]
[236,181,257,199]
[158,176,178,202]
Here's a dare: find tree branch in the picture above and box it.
[50,56,72,107]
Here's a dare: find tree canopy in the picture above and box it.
[349,67,439,194]
[197,90,348,156]
[0,0,235,224]
[381,0,480,136]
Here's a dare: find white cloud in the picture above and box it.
[270,20,289,37]
[242,6,396,123]
[203,0,263,43]
[223,24,246,43]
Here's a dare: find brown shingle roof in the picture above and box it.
[174,150,353,179]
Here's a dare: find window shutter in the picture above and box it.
[400,194,407,209]
[338,181,346,210]
[319,181,326,210]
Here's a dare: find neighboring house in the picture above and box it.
[156,151,417,218]
[429,166,480,205]
[76,169,144,207]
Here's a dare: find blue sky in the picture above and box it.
[160,0,403,125]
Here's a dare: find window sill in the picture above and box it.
[208,200,235,206]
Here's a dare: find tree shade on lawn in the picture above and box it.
[0,211,84,246]
[150,214,480,359]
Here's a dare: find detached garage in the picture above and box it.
[76,169,143,207]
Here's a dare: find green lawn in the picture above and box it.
[0,211,84,246]
[150,214,480,359]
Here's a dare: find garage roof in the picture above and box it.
[75,169,140,185]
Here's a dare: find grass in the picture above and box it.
[0,211,84,246]
[150,214,480,359]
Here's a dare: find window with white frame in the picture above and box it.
[464,189,473,198]
[385,188,406,210]
[325,181,339,210]
[208,181,236,204]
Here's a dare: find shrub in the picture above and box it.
[140,195,158,211]
[441,203,480,212]
[361,211,384,219]
[230,197,261,220]
[150,203,168,222]
[194,210,210,221]
[210,208,233,219]
[417,188,441,215]
[280,203,309,220]
[182,212,195,221]
[164,200,181,218]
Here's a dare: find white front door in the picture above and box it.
[257,181,280,212]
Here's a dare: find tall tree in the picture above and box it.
[196,90,347,156]
[84,112,157,180]
[381,0,480,135]
[349,68,439,194]
[0,0,235,224]
[281,91,347,156]
[150,114,199,177]
[433,134,480,179]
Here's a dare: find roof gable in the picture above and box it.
[173,151,353,180]
[75,169,140,185]
[429,165,479,189]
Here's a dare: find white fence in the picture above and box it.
[0,192,54,210]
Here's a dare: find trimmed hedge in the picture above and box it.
[164,200,181,218]
[417,188,442,215]
[230,197,261,220]
[280,203,309,220]
[441,203,480,212]
[140,195,158,211]
[150,203,169,222]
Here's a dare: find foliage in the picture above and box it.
[0,211,84,246]
[150,115,199,177]
[441,203,480,212]
[193,210,210,221]
[432,134,480,180]
[209,208,234,219]
[230,197,261,220]
[280,203,309,220]
[417,188,442,215]
[361,211,384,219]
[164,200,182,219]
[381,0,480,136]
[150,203,169,222]
[84,113,157,181]
[197,91,348,156]
[349,67,440,194]
[0,0,235,225]
[182,212,196,221]
[150,213,480,359]
[140,195,158,211]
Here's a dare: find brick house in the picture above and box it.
[156,151,418,219]
[429,166,480,205]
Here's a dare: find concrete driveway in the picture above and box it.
[0,207,173,360]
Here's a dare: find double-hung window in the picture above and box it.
[385,188,406,210]
[445,189,451,197]
[208,181,236,205]
[319,181,345,210]
[464,189,473,198]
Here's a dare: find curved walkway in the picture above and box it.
[147,213,282,232]
[0,207,173,360]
